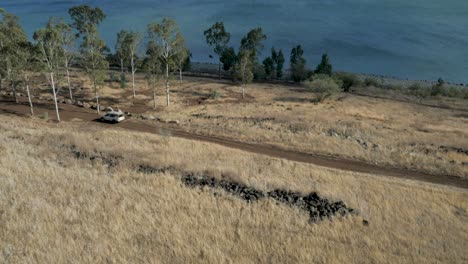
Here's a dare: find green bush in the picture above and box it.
[335,73,361,92]
[364,77,382,88]
[210,90,221,99]
[120,73,127,89]
[305,76,341,102]
[109,72,118,82]
[408,83,430,98]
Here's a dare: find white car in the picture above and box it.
[100,111,125,123]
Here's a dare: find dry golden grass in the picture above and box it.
[0,115,467,263]
[28,69,468,178]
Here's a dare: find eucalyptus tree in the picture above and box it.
[172,44,189,83]
[315,53,332,76]
[34,19,64,121]
[0,10,28,102]
[233,50,253,99]
[204,22,231,78]
[17,42,40,116]
[69,5,108,113]
[239,27,267,62]
[56,18,77,100]
[147,18,185,106]
[126,31,142,98]
[272,48,285,79]
[290,45,307,82]
[115,30,129,73]
[143,41,163,109]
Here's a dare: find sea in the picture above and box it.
[3,0,468,83]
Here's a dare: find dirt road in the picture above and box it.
[1,98,467,190]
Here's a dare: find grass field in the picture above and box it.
[0,115,467,263]
[29,69,468,179]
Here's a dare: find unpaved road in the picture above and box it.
[1,98,467,190]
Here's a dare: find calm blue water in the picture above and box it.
[3,0,468,83]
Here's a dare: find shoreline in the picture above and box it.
[189,61,467,88]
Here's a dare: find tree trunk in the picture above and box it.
[166,63,170,107]
[131,56,136,98]
[50,72,61,122]
[153,84,157,110]
[218,61,221,79]
[11,78,17,103]
[25,81,34,116]
[66,67,72,100]
[179,68,182,84]
[242,85,245,99]
[94,78,100,114]
[121,59,124,74]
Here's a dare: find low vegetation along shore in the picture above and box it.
[0,115,467,262]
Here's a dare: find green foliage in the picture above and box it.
[263,47,285,80]
[68,5,105,36]
[364,77,382,87]
[239,27,267,62]
[147,18,185,71]
[262,57,275,80]
[172,43,189,72]
[314,53,332,76]
[220,47,236,71]
[275,49,285,79]
[182,51,192,71]
[290,45,307,82]
[431,78,445,96]
[209,90,221,99]
[109,72,117,82]
[0,11,29,82]
[335,73,361,92]
[33,18,64,76]
[233,50,254,86]
[204,22,231,61]
[142,40,163,89]
[253,63,266,80]
[305,76,341,102]
[120,73,127,88]
[115,30,130,70]
[69,5,109,95]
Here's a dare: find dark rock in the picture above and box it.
[182,173,354,221]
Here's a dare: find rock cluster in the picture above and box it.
[182,173,355,222]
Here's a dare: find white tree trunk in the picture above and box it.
[131,56,136,98]
[9,73,17,103]
[242,85,245,99]
[179,68,182,84]
[25,81,34,116]
[66,67,72,100]
[166,63,170,107]
[94,79,100,114]
[153,84,157,110]
[50,72,61,122]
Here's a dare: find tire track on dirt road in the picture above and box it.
[1,99,467,190]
